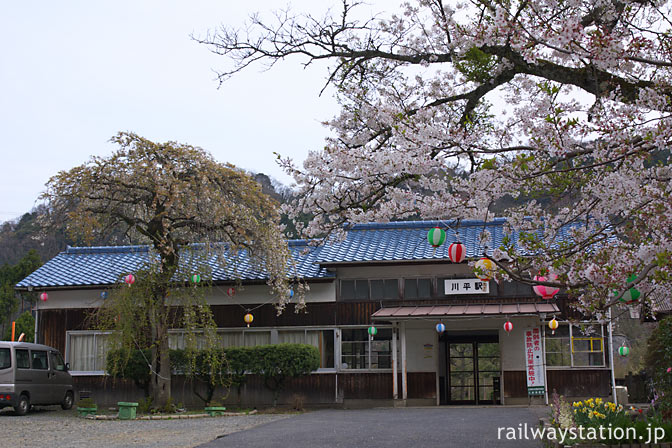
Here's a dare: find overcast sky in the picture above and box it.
[1,1,371,223]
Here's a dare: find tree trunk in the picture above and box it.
[151,319,171,407]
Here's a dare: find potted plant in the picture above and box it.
[204,398,226,417]
[76,398,97,417]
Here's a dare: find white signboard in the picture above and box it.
[524,328,545,396]
[444,279,490,295]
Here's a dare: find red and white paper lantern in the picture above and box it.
[448,242,466,263]
[503,320,513,334]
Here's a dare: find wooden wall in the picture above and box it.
[73,372,437,407]
[504,369,612,398]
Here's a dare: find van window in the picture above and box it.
[0,348,10,369]
[31,351,48,370]
[50,351,66,371]
[16,349,30,369]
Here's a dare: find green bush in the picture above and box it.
[3,311,34,342]
[646,316,672,419]
[170,348,229,406]
[106,348,152,397]
[170,344,319,407]
[249,344,320,406]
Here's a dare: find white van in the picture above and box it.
[0,342,74,415]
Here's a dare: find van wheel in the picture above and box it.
[61,391,74,410]
[14,394,30,416]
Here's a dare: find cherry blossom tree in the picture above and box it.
[199,0,672,317]
[42,132,294,406]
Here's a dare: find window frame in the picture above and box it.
[544,322,606,369]
[65,330,114,376]
[339,325,395,372]
[168,326,338,373]
[402,277,434,300]
[339,279,400,301]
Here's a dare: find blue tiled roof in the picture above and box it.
[16,219,589,288]
[316,219,509,263]
[16,240,332,289]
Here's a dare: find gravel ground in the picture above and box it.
[0,406,290,448]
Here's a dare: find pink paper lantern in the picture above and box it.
[124,274,135,286]
[533,274,560,300]
[39,292,48,302]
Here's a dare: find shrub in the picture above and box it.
[249,344,320,406]
[646,316,672,420]
[170,348,229,406]
[106,348,152,397]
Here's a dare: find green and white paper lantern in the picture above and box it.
[427,227,446,248]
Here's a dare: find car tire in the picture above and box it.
[14,394,30,416]
[61,391,74,410]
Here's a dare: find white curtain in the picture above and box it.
[278,331,305,344]
[95,334,110,371]
[244,331,270,346]
[305,331,320,348]
[219,332,243,348]
[69,333,96,371]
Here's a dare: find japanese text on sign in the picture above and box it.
[444,279,490,295]
[524,327,545,396]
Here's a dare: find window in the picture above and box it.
[341,327,393,369]
[67,331,111,373]
[50,351,66,372]
[545,325,571,367]
[544,323,605,368]
[572,324,605,367]
[278,329,335,369]
[0,348,9,369]
[31,351,48,370]
[404,278,432,299]
[169,329,272,350]
[340,279,399,301]
[16,349,30,369]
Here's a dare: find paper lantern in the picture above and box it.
[618,346,630,357]
[503,320,513,334]
[191,274,201,284]
[100,291,109,300]
[244,313,254,327]
[436,323,446,333]
[124,274,135,286]
[427,227,446,248]
[533,274,560,300]
[39,292,48,302]
[474,258,495,281]
[288,289,294,299]
[368,326,377,336]
[618,274,641,304]
[226,287,236,297]
[548,317,559,335]
[448,242,466,263]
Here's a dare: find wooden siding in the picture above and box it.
[547,369,612,397]
[503,371,527,398]
[39,308,90,353]
[504,369,612,398]
[73,371,435,406]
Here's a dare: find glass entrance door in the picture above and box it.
[442,335,500,404]
[449,343,475,402]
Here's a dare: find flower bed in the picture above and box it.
[547,394,672,446]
